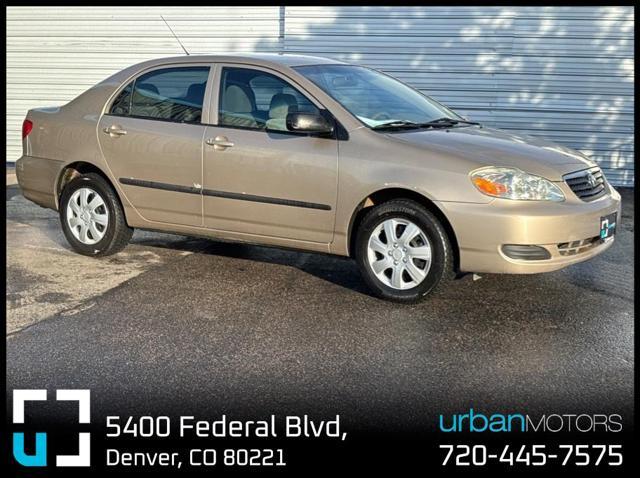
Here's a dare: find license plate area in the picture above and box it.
[599,212,617,240]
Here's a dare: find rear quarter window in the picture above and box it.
[109,82,133,116]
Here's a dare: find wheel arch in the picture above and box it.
[347,188,460,272]
[55,162,120,211]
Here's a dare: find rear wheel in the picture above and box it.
[59,173,133,256]
[355,199,454,302]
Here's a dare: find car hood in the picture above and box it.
[386,126,596,181]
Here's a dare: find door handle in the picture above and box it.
[206,136,234,150]
[103,125,127,137]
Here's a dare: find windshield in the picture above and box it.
[294,64,463,128]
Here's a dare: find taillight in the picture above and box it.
[22,119,33,139]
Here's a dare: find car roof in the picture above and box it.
[138,53,347,69]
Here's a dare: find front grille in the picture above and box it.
[557,236,601,256]
[563,167,607,202]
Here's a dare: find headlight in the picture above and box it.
[470,167,565,202]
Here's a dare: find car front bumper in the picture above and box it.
[437,186,622,274]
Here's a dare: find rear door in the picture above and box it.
[98,64,213,226]
[202,64,338,243]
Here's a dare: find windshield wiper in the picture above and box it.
[420,117,480,127]
[371,120,423,130]
[372,117,480,131]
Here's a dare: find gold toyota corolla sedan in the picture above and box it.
[16,54,621,302]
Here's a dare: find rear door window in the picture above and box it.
[111,66,210,123]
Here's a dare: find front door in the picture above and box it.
[98,65,212,226]
[202,65,338,243]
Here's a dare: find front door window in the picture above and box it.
[218,67,320,132]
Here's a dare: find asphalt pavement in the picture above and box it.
[6,178,634,432]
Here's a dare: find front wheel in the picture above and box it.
[355,199,454,303]
[59,172,133,256]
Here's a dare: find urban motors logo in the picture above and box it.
[12,389,91,467]
[439,408,623,433]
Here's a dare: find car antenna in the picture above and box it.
[160,15,190,56]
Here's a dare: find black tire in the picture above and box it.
[59,172,133,257]
[355,199,454,303]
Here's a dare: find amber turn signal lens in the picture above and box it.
[472,177,508,196]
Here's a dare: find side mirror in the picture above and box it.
[286,112,334,135]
